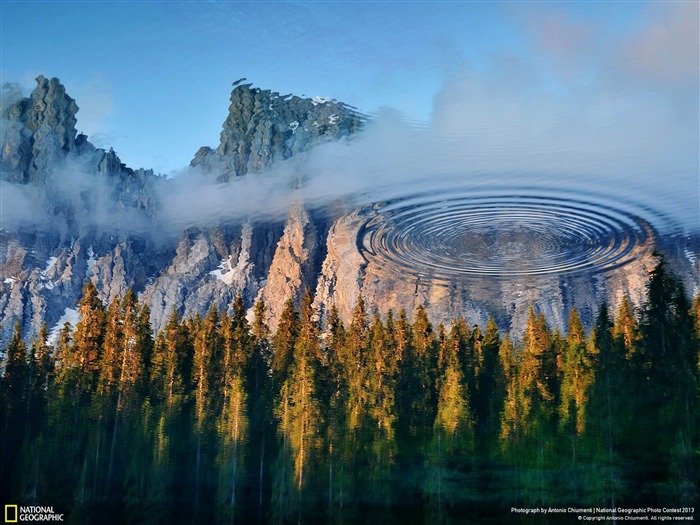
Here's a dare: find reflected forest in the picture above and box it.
[1,260,698,524]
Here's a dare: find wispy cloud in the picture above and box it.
[2,3,697,240]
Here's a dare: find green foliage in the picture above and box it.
[58,281,105,394]
[2,259,698,523]
[559,308,595,436]
[271,298,300,389]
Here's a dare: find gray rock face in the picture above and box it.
[1,76,158,215]
[1,76,78,184]
[1,75,697,349]
[191,80,364,180]
[0,76,360,343]
[0,76,163,343]
[310,207,665,339]
[140,223,281,333]
[257,205,328,330]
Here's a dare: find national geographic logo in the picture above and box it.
[4,505,64,522]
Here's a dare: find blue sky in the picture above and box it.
[1,1,698,233]
[0,2,679,170]
[1,1,698,234]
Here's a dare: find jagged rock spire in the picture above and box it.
[1,76,79,183]
[191,81,364,180]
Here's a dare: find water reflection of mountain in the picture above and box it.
[1,76,697,344]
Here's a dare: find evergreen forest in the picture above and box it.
[1,259,698,524]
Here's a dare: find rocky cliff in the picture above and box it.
[1,76,698,348]
[190,79,362,180]
[0,76,360,343]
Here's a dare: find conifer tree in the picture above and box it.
[136,304,154,386]
[498,334,516,384]
[469,323,484,385]
[149,308,191,408]
[474,316,502,437]
[45,286,106,508]
[59,281,105,394]
[521,307,557,420]
[227,295,253,375]
[366,310,399,514]
[275,288,321,507]
[216,369,248,521]
[499,334,527,447]
[193,305,223,431]
[559,308,594,436]
[250,299,272,396]
[433,322,473,450]
[192,305,224,511]
[8,324,53,507]
[444,317,470,388]
[324,303,346,370]
[637,259,698,487]
[219,308,234,379]
[404,304,438,437]
[557,306,595,500]
[361,310,400,510]
[641,259,696,393]
[97,296,123,398]
[216,295,252,519]
[28,323,54,422]
[325,296,371,519]
[249,299,274,518]
[588,304,617,432]
[146,307,191,518]
[272,299,300,389]
[343,296,370,432]
[90,291,151,497]
[613,295,641,362]
[320,302,345,405]
[2,322,29,415]
[501,307,557,469]
[424,320,473,524]
[116,290,148,413]
[585,303,624,507]
[367,311,399,440]
[0,322,30,481]
[394,309,413,360]
[320,303,347,519]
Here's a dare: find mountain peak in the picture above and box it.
[191,81,364,181]
[1,75,79,183]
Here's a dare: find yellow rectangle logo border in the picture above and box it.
[5,504,18,523]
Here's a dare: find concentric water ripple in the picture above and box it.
[359,188,660,282]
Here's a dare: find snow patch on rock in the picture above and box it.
[209,257,233,282]
[42,257,58,276]
[87,246,96,276]
[48,307,79,345]
[209,223,254,288]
